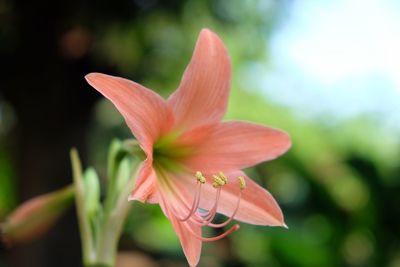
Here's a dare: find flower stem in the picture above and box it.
[95,159,139,265]
[71,141,143,267]
[70,149,95,264]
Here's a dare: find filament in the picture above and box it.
[208,190,242,228]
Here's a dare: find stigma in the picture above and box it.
[169,171,245,242]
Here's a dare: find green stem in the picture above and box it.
[70,149,95,264]
[71,143,143,267]
[95,158,140,265]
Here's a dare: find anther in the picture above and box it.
[195,171,206,184]
[218,172,228,184]
[238,176,246,190]
[212,175,226,188]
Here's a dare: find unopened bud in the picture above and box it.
[1,185,74,246]
[83,168,101,219]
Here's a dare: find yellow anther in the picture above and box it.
[195,171,206,184]
[218,171,228,184]
[212,175,226,188]
[238,176,246,190]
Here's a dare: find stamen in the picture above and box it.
[218,171,228,184]
[159,170,243,243]
[168,172,207,222]
[194,187,221,225]
[208,177,245,228]
[238,176,246,190]
[174,183,201,221]
[197,173,226,219]
[195,171,206,184]
[212,175,226,188]
[185,223,240,242]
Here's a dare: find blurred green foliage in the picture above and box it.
[0,101,17,219]
[0,146,16,219]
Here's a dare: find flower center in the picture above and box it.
[153,133,192,172]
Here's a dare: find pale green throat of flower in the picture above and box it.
[152,132,192,172]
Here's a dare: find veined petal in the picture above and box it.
[183,121,291,173]
[86,73,173,155]
[129,159,159,204]
[200,170,285,226]
[168,29,231,131]
[158,186,202,267]
[169,214,202,267]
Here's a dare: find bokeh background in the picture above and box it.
[1,0,400,266]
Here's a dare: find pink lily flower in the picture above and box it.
[85,29,291,266]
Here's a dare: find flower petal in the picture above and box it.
[86,73,173,155]
[168,29,231,131]
[200,170,285,226]
[170,215,202,267]
[183,121,291,172]
[128,159,159,203]
[158,189,202,267]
